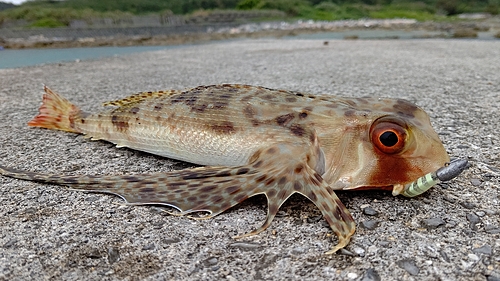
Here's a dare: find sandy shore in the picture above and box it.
[0,38,499,280]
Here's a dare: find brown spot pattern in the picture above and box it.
[290,124,305,137]
[210,121,236,134]
[111,115,129,132]
[276,113,295,126]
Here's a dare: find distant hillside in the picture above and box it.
[0,2,16,12]
[0,0,498,29]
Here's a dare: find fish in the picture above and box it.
[0,84,465,254]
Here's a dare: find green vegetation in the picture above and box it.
[0,0,498,28]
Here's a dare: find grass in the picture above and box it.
[0,0,496,28]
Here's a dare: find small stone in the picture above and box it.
[2,239,17,248]
[107,247,120,264]
[461,201,476,209]
[162,238,180,244]
[422,217,445,229]
[352,246,365,257]
[361,268,381,281]
[470,179,482,186]
[291,247,305,255]
[307,215,322,223]
[378,241,390,247]
[339,248,355,256]
[23,207,36,214]
[85,196,100,202]
[347,272,358,279]
[363,207,379,216]
[361,220,379,230]
[475,211,486,217]
[204,257,218,266]
[229,242,262,251]
[486,275,500,281]
[473,245,492,255]
[468,254,480,261]
[485,225,500,234]
[484,209,497,215]
[466,213,481,224]
[440,250,450,262]
[443,196,457,203]
[87,248,102,259]
[396,259,420,276]
[276,210,287,217]
[142,243,155,250]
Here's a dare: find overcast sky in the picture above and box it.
[1,0,26,4]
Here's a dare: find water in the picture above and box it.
[1,31,497,69]
[0,45,177,69]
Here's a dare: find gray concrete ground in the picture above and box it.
[0,38,499,281]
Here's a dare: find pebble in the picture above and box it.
[461,201,476,209]
[470,178,482,186]
[352,246,366,257]
[440,250,450,262]
[475,211,486,217]
[361,220,379,230]
[162,238,181,244]
[487,275,500,281]
[361,268,381,281]
[107,247,120,264]
[142,243,155,250]
[291,247,306,255]
[2,239,17,248]
[229,242,262,251]
[466,213,481,224]
[396,259,420,276]
[204,257,218,266]
[347,272,358,279]
[485,226,500,234]
[473,245,492,255]
[339,248,355,256]
[363,207,379,216]
[378,241,390,247]
[307,215,323,223]
[484,209,497,215]
[468,254,480,261]
[422,217,445,229]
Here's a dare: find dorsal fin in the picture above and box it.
[102,89,181,107]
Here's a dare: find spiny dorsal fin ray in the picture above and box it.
[102,89,181,107]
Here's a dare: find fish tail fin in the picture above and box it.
[27,86,83,133]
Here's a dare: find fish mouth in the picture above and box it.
[393,158,469,197]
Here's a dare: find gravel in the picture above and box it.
[0,38,499,280]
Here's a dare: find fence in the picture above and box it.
[0,10,286,40]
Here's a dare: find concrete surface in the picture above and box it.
[0,38,499,281]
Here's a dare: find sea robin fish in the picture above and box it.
[0,84,467,254]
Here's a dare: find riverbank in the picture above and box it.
[1,18,500,49]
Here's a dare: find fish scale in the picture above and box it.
[0,84,460,254]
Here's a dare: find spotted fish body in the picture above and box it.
[0,84,451,253]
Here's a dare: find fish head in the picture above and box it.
[323,98,450,193]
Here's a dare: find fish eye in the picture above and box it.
[370,118,407,154]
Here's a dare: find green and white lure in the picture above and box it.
[400,159,468,197]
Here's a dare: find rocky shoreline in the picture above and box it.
[1,18,499,49]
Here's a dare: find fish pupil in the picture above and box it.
[380,131,398,147]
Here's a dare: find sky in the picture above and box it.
[1,0,27,4]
